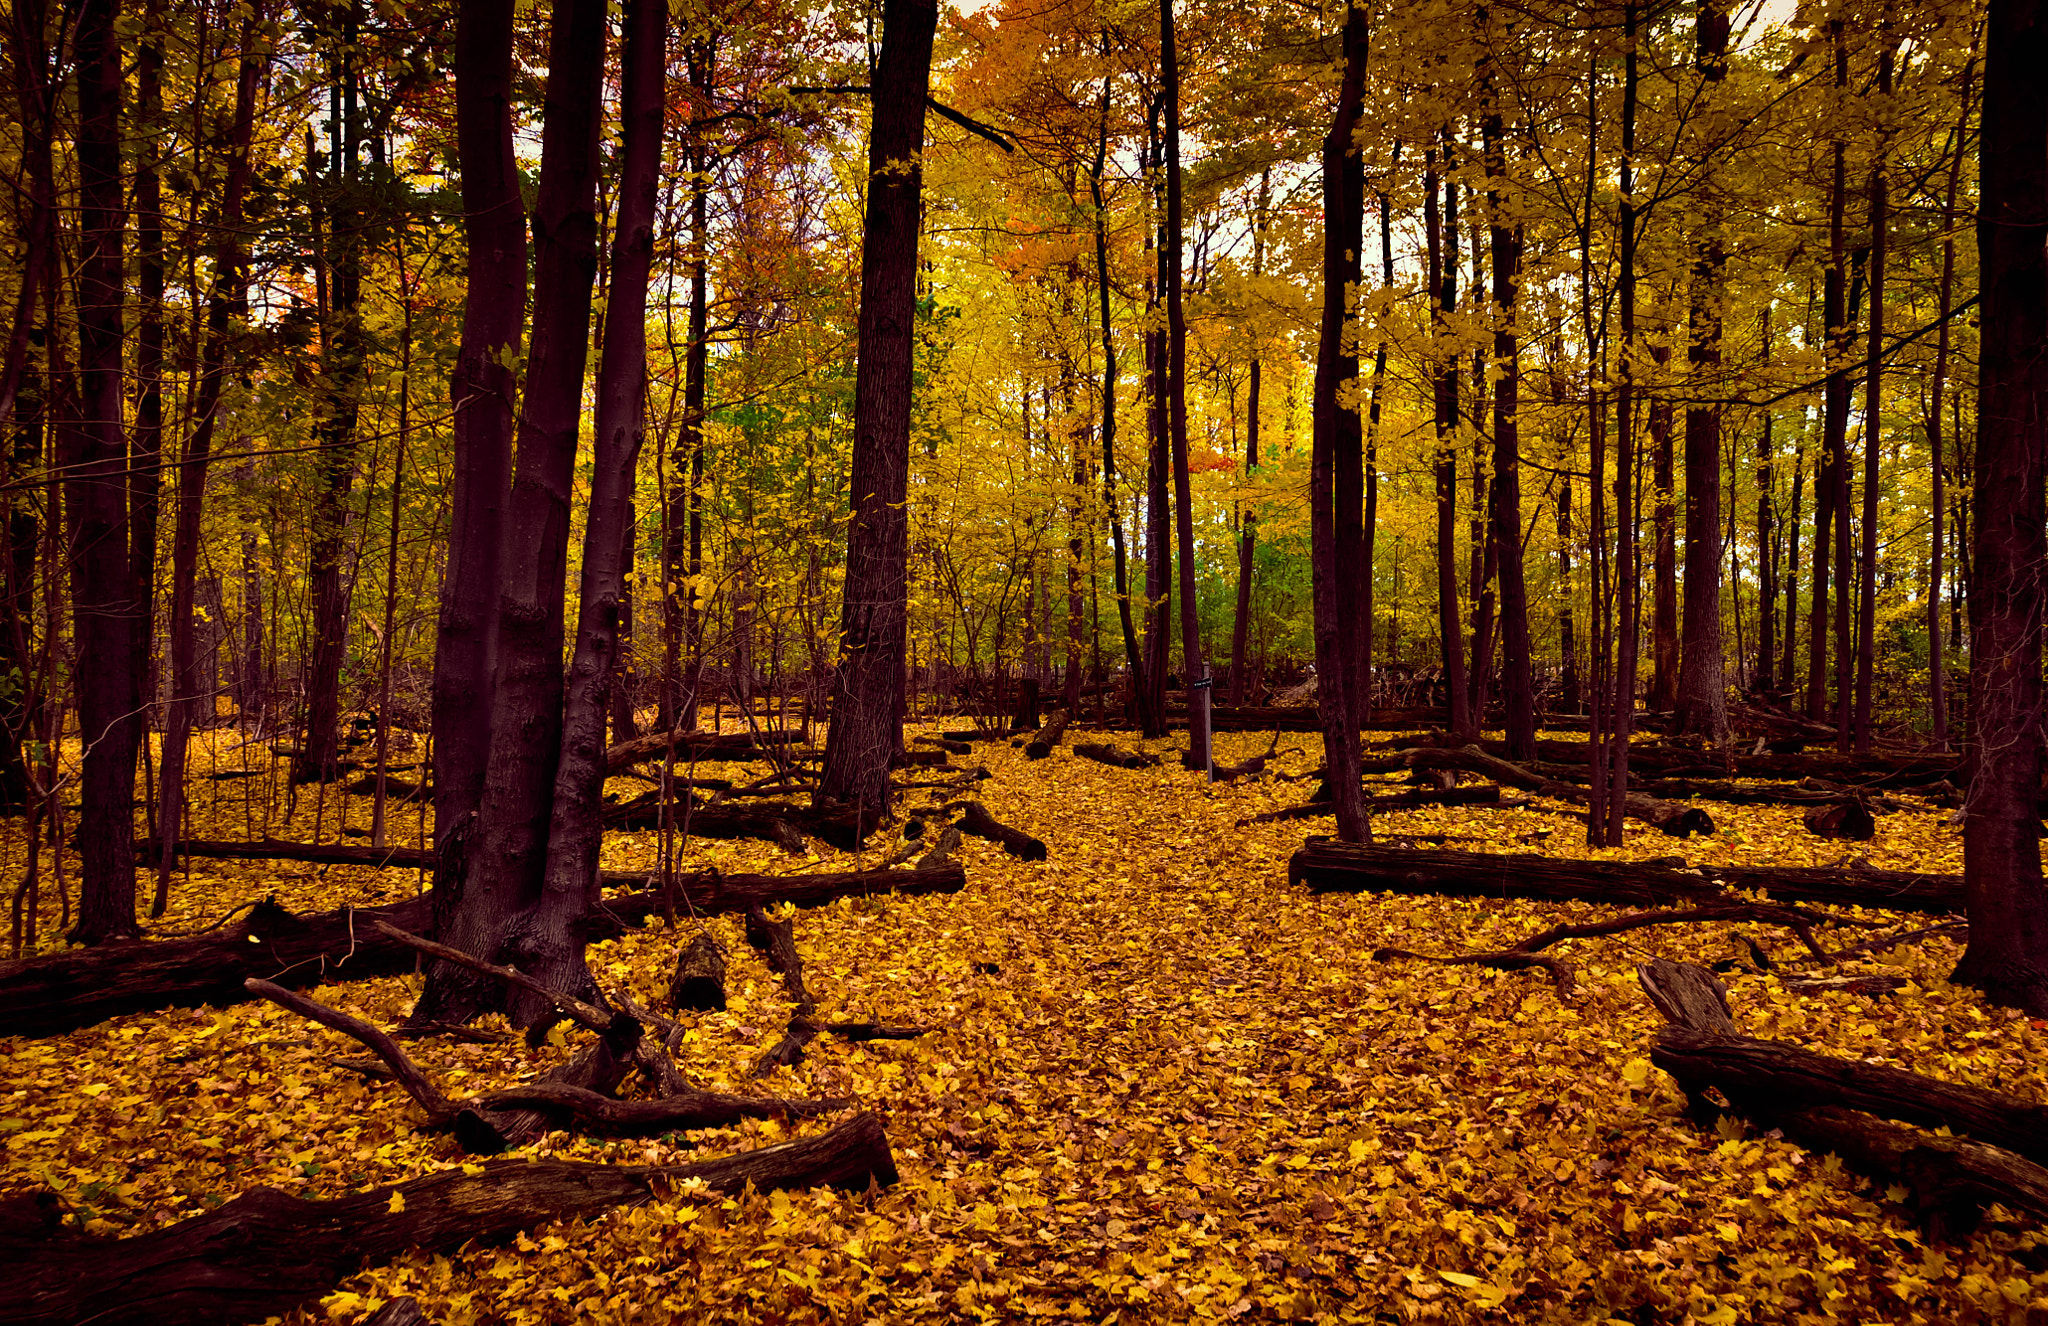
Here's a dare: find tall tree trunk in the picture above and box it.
[1782,430,1804,695]
[1480,47,1535,761]
[1754,311,1776,697]
[295,9,369,787]
[1228,170,1269,708]
[508,0,666,1022]
[1676,0,1731,745]
[158,14,265,906]
[1853,42,1895,755]
[432,0,524,848]
[1163,0,1210,777]
[1425,150,1471,739]
[1955,0,2048,1015]
[417,0,605,1024]
[1926,52,1974,751]
[1091,51,1143,720]
[68,0,142,944]
[1606,0,1642,847]
[1825,21,1854,751]
[1308,1,1369,841]
[1648,343,1677,713]
[131,1,165,768]
[817,0,938,815]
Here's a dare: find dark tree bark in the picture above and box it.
[295,12,371,788]
[1754,313,1776,697]
[1160,0,1210,775]
[1925,54,1974,751]
[1480,54,1535,761]
[1854,42,1895,755]
[432,0,524,840]
[662,40,714,732]
[1676,0,1731,744]
[416,0,606,1024]
[503,0,667,1022]
[1091,47,1144,723]
[158,15,266,911]
[68,0,142,944]
[1229,170,1270,708]
[1424,150,1471,740]
[1308,3,1370,842]
[817,0,938,815]
[1955,0,2048,1015]
[1648,343,1677,714]
[1816,20,1852,743]
[1603,2,1643,848]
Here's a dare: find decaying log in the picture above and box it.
[603,796,869,852]
[1237,785,1513,826]
[1290,839,1962,914]
[1408,745,1715,837]
[139,837,437,869]
[953,801,1048,860]
[604,727,802,774]
[916,736,972,756]
[668,933,728,1011]
[1074,742,1159,770]
[1637,959,2048,1238]
[0,861,967,1038]
[1372,900,1842,995]
[1780,973,1907,996]
[752,1016,821,1078]
[826,1020,929,1041]
[471,1081,848,1134]
[1025,709,1070,760]
[9,1112,897,1326]
[1804,799,1877,840]
[363,1295,429,1326]
[745,905,815,1016]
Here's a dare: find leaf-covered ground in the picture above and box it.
[6,724,2048,1324]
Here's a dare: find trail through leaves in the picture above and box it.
[6,726,2048,1323]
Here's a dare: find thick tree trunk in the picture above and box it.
[68,0,142,944]
[416,0,607,1025]
[818,0,937,815]
[1955,0,2048,1015]
[432,0,524,842]
[1308,4,1370,842]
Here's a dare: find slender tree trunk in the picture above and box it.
[1782,431,1804,695]
[1607,0,1642,847]
[432,0,524,848]
[68,0,143,944]
[1309,2,1369,841]
[1926,53,1974,750]
[1091,52,1143,719]
[295,10,370,787]
[1425,151,1471,738]
[1754,311,1776,697]
[1955,0,2048,1015]
[1854,43,1895,755]
[1480,53,1535,761]
[159,18,265,902]
[417,0,605,1023]
[817,0,937,815]
[1228,171,1269,708]
[1648,343,1677,713]
[1676,0,1731,745]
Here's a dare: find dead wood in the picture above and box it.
[1289,840,1962,914]
[953,801,1048,860]
[1237,784,1515,826]
[745,905,815,1016]
[916,736,973,756]
[0,857,965,1040]
[1025,709,1071,760]
[604,727,802,774]
[1073,742,1159,770]
[668,932,727,1011]
[1636,958,2048,1238]
[7,1111,897,1326]
[363,1295,429,1326]
[1804,799,1878,840]
[471,1081,849,1133]
[752,1016,821,1078]
[1407,745,1716,837]
[916,825,963,871]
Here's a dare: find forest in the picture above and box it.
[3,0,2048,1315]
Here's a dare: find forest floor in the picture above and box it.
[4,722,2047,1324]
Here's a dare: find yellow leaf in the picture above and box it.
[387,1192,406,1213]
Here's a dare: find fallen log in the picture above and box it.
[603,796,869,851]
[752,1016,821,1078]
[954,801,1049,861]
[1238,785,1512,825]
[745,905,814,1015]
[668,933,727,1011]
[1638,959,2048,1238]
[8,1112,897,1326]
[1289,840,1962,913]
[1805,799,1877,840]
[916,736,973,756]
[1074,742,1158,770]
[604,727,802,774]
[1025,709,1070,760]
[1407,745,1714,837]
[0,861,966,1038]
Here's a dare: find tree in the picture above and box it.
[1955,0,2048,1015]
[817,0,940,818]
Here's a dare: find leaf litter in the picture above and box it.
[5,725,2048,1323]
